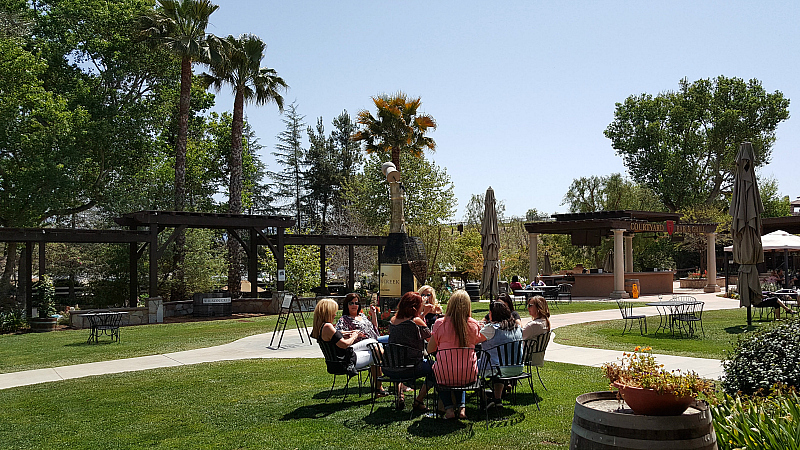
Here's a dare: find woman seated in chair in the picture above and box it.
[418,285,444,330]
[509,275,524,291]
[336,293,386,346]
[429,290,486,419]
[312,298,385,396]
[482,293,522,326]
[387,291,434,411]
[522,295,551,340]
[479,301,522,408]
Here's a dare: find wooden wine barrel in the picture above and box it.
[570,391,717,450]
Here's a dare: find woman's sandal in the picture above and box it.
[413,399,428,412]
[374,388,389,398]
[443,408,456,420]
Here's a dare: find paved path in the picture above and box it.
[0,286,741,390]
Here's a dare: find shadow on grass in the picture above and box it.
[724,324,765,335]
[281,397,370,420]
[310,384,371,400]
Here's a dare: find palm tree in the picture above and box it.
[141,0,219,212]
[353,92,437,174]
[140,0,219,301]
[202,34,287,297]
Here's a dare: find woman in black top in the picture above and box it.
[482,293,522,326]
[311,298,386,395]
[387,291,434,411]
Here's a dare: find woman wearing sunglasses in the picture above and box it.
[335,293,383,350]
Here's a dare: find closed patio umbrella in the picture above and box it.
[542,252,553,276]
[480,187,500,300]
[729,142,764,326]
[603,249,614,273]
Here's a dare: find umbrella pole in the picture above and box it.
[747,306,752,328]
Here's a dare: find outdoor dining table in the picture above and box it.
[645,300,702,335]
[79,311,128,344]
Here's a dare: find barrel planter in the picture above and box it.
[30,317,58,332]
[465,282,481,301]
[570,391,717,450]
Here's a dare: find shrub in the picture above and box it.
[33,275,56,318]
[721,318,800,395]
[0,306,26,333]
[710,387,800,450]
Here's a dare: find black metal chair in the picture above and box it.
[557,283,572,304]
[318,339,371,403]
[616,300,647,336]
[674,301,704,337]
[522,332,551,410]
[482,339,531,407]
[432,347,488,426]
[367,342,427,416]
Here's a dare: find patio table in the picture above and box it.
[79,311,128,344]
[645,300,701,335]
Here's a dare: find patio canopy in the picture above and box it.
[724,230,800,252]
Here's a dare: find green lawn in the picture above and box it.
[0,358,608,449]
[0,314,285,374]
[1,301,623,374]
[553,309,785,359]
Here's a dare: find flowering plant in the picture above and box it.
[601,347,714,398]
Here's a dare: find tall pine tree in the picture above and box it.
[269,102,308,231]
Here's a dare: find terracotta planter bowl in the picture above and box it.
[614,383,694,416]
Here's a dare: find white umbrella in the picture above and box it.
[480,187,500,299]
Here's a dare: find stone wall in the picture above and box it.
[164,300,193,317]
[161,298,274,317]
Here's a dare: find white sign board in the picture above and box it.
[277,269,286,281]
[203,297,231,304]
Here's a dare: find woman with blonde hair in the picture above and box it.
[428,290,486,419]
[418,285,443,329]
[312,298,385,395]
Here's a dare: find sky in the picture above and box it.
[203,0,800,221]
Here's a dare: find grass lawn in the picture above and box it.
[1,300,623,374]
[0,315,284,374]
[552,309,787,359]
[0,358,608,449]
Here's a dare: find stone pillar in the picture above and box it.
[148,296,163,324]
[529,233,539,282]
[704,232,720,292]
[624,235,634,273]
[610,229,629,298]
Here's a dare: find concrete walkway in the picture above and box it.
[0,286,741,390]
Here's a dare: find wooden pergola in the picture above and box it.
[114,211,297,304]
[3,210,388,312]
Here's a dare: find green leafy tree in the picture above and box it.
[353,92,436,174]
[304,111,363,233]
[201,33,286,297]
[562,174,665,213]
[759,177,790,218]
[463,193,506,230]
[260,238,320,296]
[345,153,455,231]
[268,102,307,230]
[605,76,790,212]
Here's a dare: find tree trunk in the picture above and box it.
[171,56,191,302]
[227,90,245,298]
[0,242,17,308]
